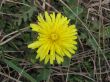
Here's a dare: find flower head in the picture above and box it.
[28,11,77,64]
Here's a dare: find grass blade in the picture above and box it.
[3,59,37,82]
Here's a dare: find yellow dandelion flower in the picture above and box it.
[28,11,78,64]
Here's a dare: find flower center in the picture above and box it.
[51,33,58,41]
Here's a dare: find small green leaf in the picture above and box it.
[63,6,83,20]
[66,0,77,4]
[62,57,71,66]
[80,32,87,39]
[73,6,83,16]
[23,14,28,22]
[37,68,51,82]
[86,38,98,51]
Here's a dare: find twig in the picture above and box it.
[52,72,96,82]
[0,12,20,17]
[0,51,24,53]
[66,59,71,82]
[0,72,22,82]
[45,1,59,13]
[0,27,28,46]
[6,0,31,7]
[0,27,27,42]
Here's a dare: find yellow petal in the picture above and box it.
[37,14,45,22]
[54,13,61,27]
[28,41,41,49]
[68,48,75,54]
[60,16,68,25]
[72,45,77,50]
[56,55,63,64]
[36,54,40,59]
[36,45,45,59]
[44,55,50,64]
[55,44,64,56]
[71,41,77,45]
[45,11,51,22]
[50,55,54,64]
[36,43,50,60]
[63,49,72,58]
[50,12,55,22]
[72,32,78,35]
[30,24,40,32]
[39,44,50,61]
[56,13,61,21]
[50,45,55,60]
